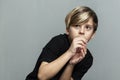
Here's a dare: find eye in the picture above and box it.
[85,26,93,30]
[74,25,80,28]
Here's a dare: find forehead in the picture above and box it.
[85,17,94,26]
[76,17,94,27]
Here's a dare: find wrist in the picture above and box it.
[68,63,75,68]
[67,49,75,57]
[68,60,76,66]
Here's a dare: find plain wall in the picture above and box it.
[0,0,120,80]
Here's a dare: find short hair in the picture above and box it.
[65,6,98,32]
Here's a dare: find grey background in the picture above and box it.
[0,0,120,80]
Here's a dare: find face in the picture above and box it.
[66,18,95,43]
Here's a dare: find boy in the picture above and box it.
[26,6,98,80]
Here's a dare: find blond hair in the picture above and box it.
[65,6,98,32]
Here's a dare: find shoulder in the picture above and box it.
[52,34,68,41]
[44,34,69,48]
[49,34,68,44]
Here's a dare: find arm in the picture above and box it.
[58,49,86,80]
[38,36,87,80]
[59,37,87,80]
[37,50,73,80]
[72,50,93,80]
[59,63,75,80]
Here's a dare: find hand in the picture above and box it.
[69,47,87,65]
[68,36,87,65]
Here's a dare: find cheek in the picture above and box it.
[70,30,79,37]
[85,32,94,41]
[68,30,77,40]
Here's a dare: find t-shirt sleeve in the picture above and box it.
[72,50,93,80]
[26,35,65,80]
[39,35,63,63]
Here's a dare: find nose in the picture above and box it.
[79,27,85,35]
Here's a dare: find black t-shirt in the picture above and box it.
[26,34,93,80]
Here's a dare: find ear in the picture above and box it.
[66,29,69,35]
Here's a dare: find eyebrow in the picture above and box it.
[85,23,94,27]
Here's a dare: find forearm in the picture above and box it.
[38,51,73,80]
[59,63,75,80]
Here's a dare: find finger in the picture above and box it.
[76,43,86,52]
[75,40,87,48]
[75,41,86,50]
[80,49,86,58]
[78,56,83,62]
[75,39,87,46]
[84,48,87,55]
[77,41,86,46]
[75,36,88,44]
[82,45,87,55]
[76,47,81,53]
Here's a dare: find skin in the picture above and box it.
[66,17,95,64]
[37,17,95,80]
